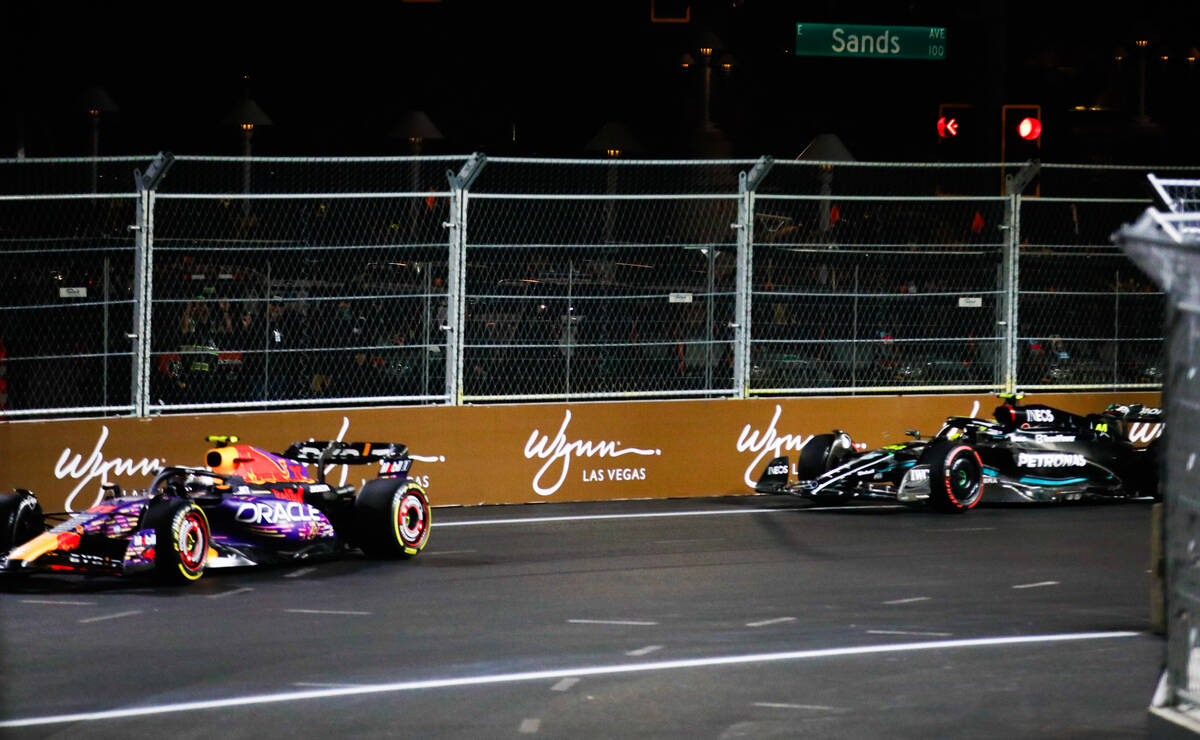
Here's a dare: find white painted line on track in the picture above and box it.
[746,617,797,628]
[21,600,96,606]
[1013,581,1060,589]
[208,587,254,599]
[518,718,541,734]
[883,597,931,605]
[0,631,1140,729]
[78,610,142,624]
[436,506,905,528]
[423,549,478,556]
[868,630,952,637]
[550,678,580,692]
[292,683,366,689]
[754,702,837,711]
[285,567,316,578]
[626,645,664,657]
[286,609,371,616]
[569,619,658,626]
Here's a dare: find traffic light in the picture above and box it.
[1001,104,1042,195]
[1001,104,1042,163]
[936,103,978,162]
[936,103,984,194]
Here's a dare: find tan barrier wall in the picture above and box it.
[0,392,1162,514]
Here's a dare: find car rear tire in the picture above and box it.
[0,490,44,554]
[354,480,431,558]
[144,499,210,583]
[924,442,984,513]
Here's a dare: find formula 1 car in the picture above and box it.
[754,397,1163,513]
[0,436,431,583]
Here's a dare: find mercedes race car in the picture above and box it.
[754,397,1163,513]
[0,436,431,583]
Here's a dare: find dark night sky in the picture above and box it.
[10,1,1200,163]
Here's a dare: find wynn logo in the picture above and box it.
[524,409,661,497]
[736,405,812,488]
[54,426,164,511]
[1127,422,1164,444]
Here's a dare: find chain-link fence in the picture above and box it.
[750,162,1008,394]
[0,155,1190,418]
[0,156,156,416]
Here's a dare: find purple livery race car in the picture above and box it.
[0,436,431,584]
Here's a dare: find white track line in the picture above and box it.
[78,610,142,624]
[754,702,837,711]
[550,678,580,692]
[0,632,1139,728]
[746,617,797,628]
[518,718,541,734]
[1013,581,1060,589]
[568,619,658,626]
[436,506,903,528]
[626,645,664,657]
[286,609,371,616]
[883,597,931,605]
[21,600,96,606]
[208,587,254,599]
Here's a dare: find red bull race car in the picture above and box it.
[0,436,431,584]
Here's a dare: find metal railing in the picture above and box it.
[1115,174,1200,732]
[0,154,1189,418]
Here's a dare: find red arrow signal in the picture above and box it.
[937,116,959,138]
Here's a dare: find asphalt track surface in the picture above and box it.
[0,494,1163,739]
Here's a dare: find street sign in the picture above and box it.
[795,23,947,61]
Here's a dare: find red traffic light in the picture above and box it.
[937,116,959,138]
[1017,117,1042,140]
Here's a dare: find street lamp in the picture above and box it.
[389,110,444,155]
[79,85,118,193]
[679,30,733,132]
[390,110,445,232]
[1135,37,1152,125]
[221,94,272,218]
[586,122,641,243]
[698,30,720,131]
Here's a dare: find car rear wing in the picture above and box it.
[282,441,409,464]
[280,441,412,480]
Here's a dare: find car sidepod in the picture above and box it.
[200,488,340,567]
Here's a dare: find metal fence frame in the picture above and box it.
[0,154,1186,419]
[1115,175,1200,734]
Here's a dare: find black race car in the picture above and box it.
[0,436,431,583]
[754,397,1163,513]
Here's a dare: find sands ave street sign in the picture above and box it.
[795,23,948,61]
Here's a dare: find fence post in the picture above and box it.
[734,156,774,397]
[1002,163,1038,393]
[130,152,174,416]
[998,193,1020,393]
[445,153,486,405]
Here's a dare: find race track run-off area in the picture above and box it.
[0,495,1161,738]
